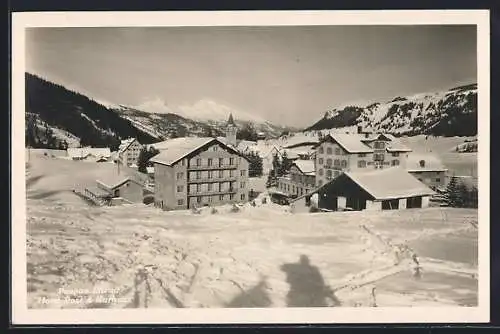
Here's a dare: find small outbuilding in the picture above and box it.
[290,167,435,213]
[95,174,145,204]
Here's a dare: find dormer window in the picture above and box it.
[419,160,426,168]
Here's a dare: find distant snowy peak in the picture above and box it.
[134,97,268,124]
[306,83,478,137]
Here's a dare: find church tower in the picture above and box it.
[225,113,237,147]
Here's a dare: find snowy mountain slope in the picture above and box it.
[133,97,288,138]
[306,83,477,136]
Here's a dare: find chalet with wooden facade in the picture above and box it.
[290,167,435,213]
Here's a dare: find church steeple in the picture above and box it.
[227,113,236,126]
[225,113,237,146]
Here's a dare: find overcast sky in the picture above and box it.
[26,25,477,127]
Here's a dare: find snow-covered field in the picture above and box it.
[25,153,478,309]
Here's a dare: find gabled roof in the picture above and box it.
[96,173,144,190]
[67,147,111,159]
[292,160,316,176]
[291,167,434,203]
[406,153,448,172]
[344,167,435,200]
[320,133,412,154]
[150,137,249,166]
[324,133,374,153]
[118,138,138,153]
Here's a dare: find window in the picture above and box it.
[358,160,367,168]
[287,185,290,192]
[326,170,332,179]
[435,178,441,183]
[218,183,223,192]
[230,194,235,200]
[196,184,201,192]
[197,196,202,204]
[374,153,384,161]
[208,170,213,179]
[419,160,426,168]
[218,170,223,178]
[208,183,213,191]
[326,147,333,154]
[240,170,246,177]
[208,196,213,203]
[334,159,340,167]
[219,158,224,167]
[241,194,245,200]
[196,171,201,179]
[341,160,347,168]
[333,170,340,177]
[177,199,184,206]
[292,185,295,193]
[335,148,341,155]
[230,170,234,177]
[318,179,323,186]
[391,160,400,166]
[219,195,224,201]
[359,153,366,158]
[213,146,218,152]
[319,147,324,154]
[230,157,234,165]
[181,159,185,166]
[392,152,400,157]
[318,169,324,176]
[208,158,213,166]
[196,158,201,166]
[326,158,332,166]
[240,182,245,188]
[318,158,324,165]
[176,185,184,193]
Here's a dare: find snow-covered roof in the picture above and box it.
[96,173,144,190]
[67,147,111,159]
[344,167,435,200]
[327,133,374,153]
[293,160,315,176]
[384,134,412,152]
[406,153,448,172]
[323,133,412,154]
[118,138,137,153]
[150,137,247,166]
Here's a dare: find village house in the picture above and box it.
[406,153,448,191]
[290,167,435,213]
[118,138,143,166]
[150,117,250,210]
[314,127,412,187]
[277,160,316,198]
[66,147,111,162]
[82,173,145,205]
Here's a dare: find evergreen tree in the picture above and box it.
[445,176,465,207]
[137,146,160,173]
[245,151,263,177]
[280,151,293,175]
[237,123,258,142]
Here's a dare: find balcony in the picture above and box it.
[187,176,237,184]
[187,188,237,196]
[187,163,238,170]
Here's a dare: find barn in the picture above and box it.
[290,167,435,213]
